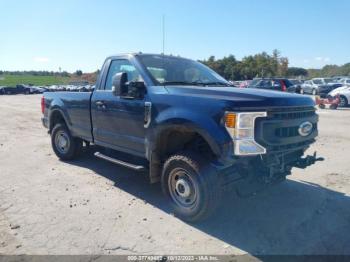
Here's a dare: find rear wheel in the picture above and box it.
[312,89,317,96]
[51,123,83,160]
[339,96,348,107]
[161,152,221,222]
[300,88,304,95]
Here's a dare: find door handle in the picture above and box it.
[95,101,106,109]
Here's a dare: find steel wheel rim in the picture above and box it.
[55,130,70,154]
[168,168,198,209]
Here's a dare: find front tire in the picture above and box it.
[51,123,82,160]
[339,96,348,107]
[161,152,221,222]
[312,89,317,96]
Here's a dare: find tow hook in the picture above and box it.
[295,151,324,169]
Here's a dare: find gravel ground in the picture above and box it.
[0,94,349,255]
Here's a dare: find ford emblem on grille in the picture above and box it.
[298,121,313,136]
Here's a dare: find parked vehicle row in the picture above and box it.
[0,84,95,95]
[44,85,95,92]
[240,76,350,107]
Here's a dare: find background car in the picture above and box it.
[301,78,342,97]
[331,76,349,82]
[337,78,350,85]
[0,85,31,95]
[248,78,297,92]
[328,85,350,107]
[289,79,304,93]
[33,86,46,94]
[238,80,251,88]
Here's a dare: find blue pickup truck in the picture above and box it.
[42,53,322,221]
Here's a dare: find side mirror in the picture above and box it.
[112,72,128,96]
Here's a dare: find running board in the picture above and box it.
[94,152,146,171]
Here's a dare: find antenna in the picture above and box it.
[162,15,165,55]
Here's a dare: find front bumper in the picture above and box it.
[219,149,324,196]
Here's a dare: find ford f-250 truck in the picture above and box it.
[41,53,322,221]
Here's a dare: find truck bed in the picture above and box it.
[43,91,93,141]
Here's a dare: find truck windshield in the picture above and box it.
[137,54,230,86]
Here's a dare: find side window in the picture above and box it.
[104,60,141,90]
[271,80,281,89]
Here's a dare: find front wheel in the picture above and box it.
[312,89,317,96]
[300,88,304,95]
[161,152,221,222]
[339,96,348,107]
[51,123,83,160]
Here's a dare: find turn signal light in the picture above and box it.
[225,113,236,128]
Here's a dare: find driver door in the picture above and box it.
[91,59,147,157]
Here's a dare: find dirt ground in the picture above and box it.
[0,94,349,256]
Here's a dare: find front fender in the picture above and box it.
[152,107,233,160]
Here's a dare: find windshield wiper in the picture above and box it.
[162,81,231,86]
[203,82,232,86]
[163,81,206,86]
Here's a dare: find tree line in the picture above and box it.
[200,50,350,80]
[1,51,349,80]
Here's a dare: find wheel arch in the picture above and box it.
[49,108,70,133]
[147,116,233,183]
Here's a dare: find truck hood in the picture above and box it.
[165,86,315,108]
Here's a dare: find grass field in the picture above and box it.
[0,74,70,86]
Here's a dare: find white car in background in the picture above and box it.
[338,78,350,85]
[329,84,350,107]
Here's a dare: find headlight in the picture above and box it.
[224,111,267,155]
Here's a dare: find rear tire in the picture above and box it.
[312,89,317,96]
[300,89,304,95]
[51,123,83,160]
[161,152,221,222]
[339,96,348,107]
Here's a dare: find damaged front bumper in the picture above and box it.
[293,151,324,169]
[219,150,324,197]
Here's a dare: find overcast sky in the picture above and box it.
[1,0,349,72]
